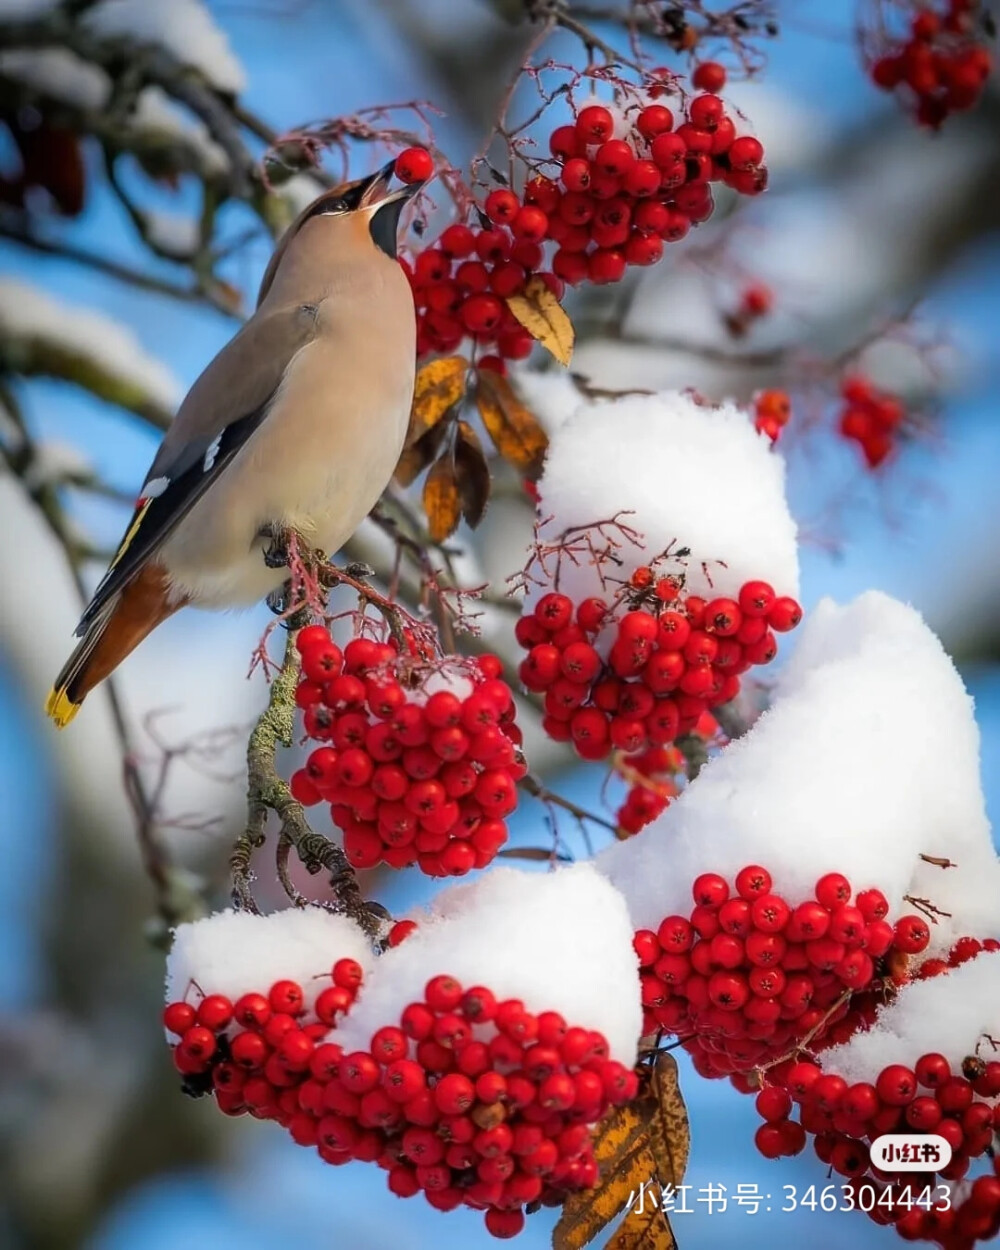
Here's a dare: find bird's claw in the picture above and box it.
[259,523,290,569]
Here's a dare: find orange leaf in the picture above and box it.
[553,1054,688,1250]
[422,452,462,543]
[454,420,491,529]
[506,275,574,366]
[475,369,549,477]
[405,355,469,447]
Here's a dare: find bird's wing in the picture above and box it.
[76,303,320,635]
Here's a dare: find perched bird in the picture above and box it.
[47,160,423,727]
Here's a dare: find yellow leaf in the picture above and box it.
[553,1054,688,1250]
[506,275,574,366]
[406,355,469,447]
[454,420,491,529]
[475,370,549,477]
[422,452,462,543]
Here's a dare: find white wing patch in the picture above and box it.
[142,475,170,499]
[203,434,223,472]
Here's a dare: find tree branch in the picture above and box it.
[236,629,387,939]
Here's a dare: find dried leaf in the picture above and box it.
[454,420,491,529]
[603,1206,676,1250]
[422,452,462,543]
[553,1054,688,1250]
[645,1051,689,1188]
[405,355,468,447]
[394,419,450,488]
[476,370,549,477]
[506,275,574,366]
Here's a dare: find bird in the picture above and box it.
[46,159,424,727]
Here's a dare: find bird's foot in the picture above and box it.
[266,584,290,615]
[265,583,311,629]
[259,523,290,569]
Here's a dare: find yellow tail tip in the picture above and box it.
[45,686,81,728]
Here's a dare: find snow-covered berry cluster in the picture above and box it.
[164,962,362,1113]
[290,626,524,877]
[516,578,801,761]
[519,392,801,761]
[838,374,906,468]
[163,870,644,1242]
[163,960,636,1239]
[868,0,993,128]
[402,69,767,362]
[634,867,933,1076]
[749,948,1000,1246]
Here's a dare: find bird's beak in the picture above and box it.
[360,157,428,209]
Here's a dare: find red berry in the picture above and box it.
[485,188,520,224]
[875,1064,917,1106]
[636,104,674,139]
[893,915,931,954]
[692,872,729,908]
[756,1086,792,1122]
[594,139,635,176]
[576,104,616,143]
[268,980,304,1015]
[728,135,764,170]
[768,596,802,632]
[394,147,433,184]
[196,994,233,1032]
[485,1208,525,1239]
[692,62,727,93]
[163,1002,196,1036]
[735,864,772,899]
[815,873,851,909]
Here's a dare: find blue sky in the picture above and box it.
[2,3,999,1249]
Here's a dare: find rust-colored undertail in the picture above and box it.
[45,563,184,728]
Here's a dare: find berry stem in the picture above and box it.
[519,770,623,838]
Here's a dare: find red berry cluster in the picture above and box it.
[916,934,1000,981]
[290,626,525,877]
[902,1160,1000,1248]
[633,866,934,1076]
[516,579,802,762]
[751,1031,1000,1244]
[615,744,683,835]
[753,389,792,444]
[405,76,768,363]
[755,1044,1000,1162]
[870,0,992,128]
[838,375,906,468]
[405,218,558,364]
[543,93,766,289]
[166,970,639,1240]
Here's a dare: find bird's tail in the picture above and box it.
[46,563,181,728]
